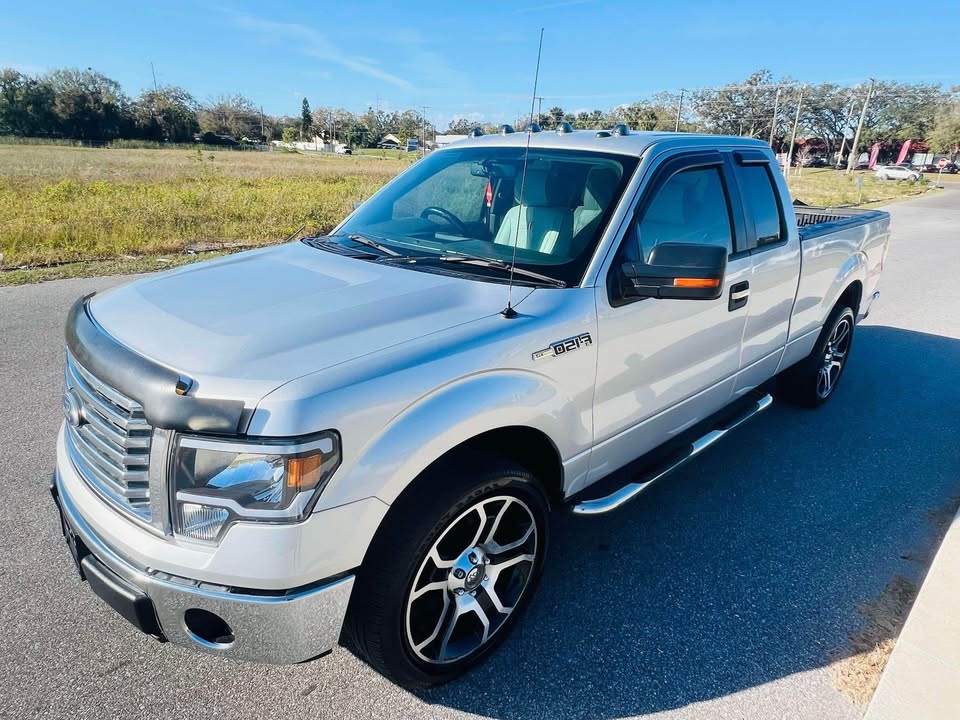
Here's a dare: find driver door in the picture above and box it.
[587,150,750,484]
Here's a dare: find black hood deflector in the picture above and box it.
[65,295,245,434]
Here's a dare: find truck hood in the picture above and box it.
[89,242,512,403]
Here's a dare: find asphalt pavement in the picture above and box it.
[1,186,958,720]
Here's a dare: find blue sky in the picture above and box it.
[3,0,958,129]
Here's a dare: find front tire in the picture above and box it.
[345,452,550,689]
[778,304,855,408]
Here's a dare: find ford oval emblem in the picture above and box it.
[63,389,84,427]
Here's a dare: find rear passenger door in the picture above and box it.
[730,150,802,393]
[588,150,752,484]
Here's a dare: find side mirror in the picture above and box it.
[621,242,726,300]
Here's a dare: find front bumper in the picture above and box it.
[52,470,355,664]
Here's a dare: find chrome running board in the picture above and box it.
[572,393,773,516]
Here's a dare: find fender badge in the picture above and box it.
[533,332,592,361]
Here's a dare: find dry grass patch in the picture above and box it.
[832,576,918,705]
[832,495,960,705]
[0,251,228,286]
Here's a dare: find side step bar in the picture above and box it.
[572,393,773,516]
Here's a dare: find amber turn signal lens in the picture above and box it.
[672,277,720,288]
[287,453,324,490]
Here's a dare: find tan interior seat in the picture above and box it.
[493,169,573,255]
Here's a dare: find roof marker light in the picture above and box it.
[468,127,483,137]
[595,130,612,138]
[612,123,630,136]
[556,122,574,134]
[526,122,542,133]
[499,124,515,135]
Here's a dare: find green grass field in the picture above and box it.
[784,167,936,206]
[0,144,410,268]
[0,144,940,285]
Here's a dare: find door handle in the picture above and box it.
[729,281,749,311]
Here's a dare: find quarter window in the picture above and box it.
[635,166,733,262]
[736,164,784,247]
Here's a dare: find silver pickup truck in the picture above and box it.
[51,126,889,688]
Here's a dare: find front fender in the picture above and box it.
[319,370,590,509]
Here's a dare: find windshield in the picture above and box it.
[331,146,638,287]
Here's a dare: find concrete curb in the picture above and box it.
[864,506,960,720]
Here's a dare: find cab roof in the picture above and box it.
[445,128,770,158]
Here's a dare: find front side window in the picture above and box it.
[634,165,733,262]
[327,147,638,287]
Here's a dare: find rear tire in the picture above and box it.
[778,304,855,408]
[345,451,550,689]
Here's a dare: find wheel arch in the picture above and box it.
[437,426,564,506]
[317,370,586,512]
[837,279,863,318]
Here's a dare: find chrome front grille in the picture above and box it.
[64,352,153,524]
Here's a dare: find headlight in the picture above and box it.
[171,432,341,543]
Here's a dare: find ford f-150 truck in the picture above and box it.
[51,125,889,688]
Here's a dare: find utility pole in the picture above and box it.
[675,89,684,132]
[150,62,158,92]
[420,105,430,157]
[786,85,805,176]
[835,94,857,167]
[846,79,875,174]
[768,86,781,146]
[260,106,264,142]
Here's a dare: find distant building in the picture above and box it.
[378,133,402,149]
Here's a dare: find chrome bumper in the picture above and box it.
[54,470,354,664]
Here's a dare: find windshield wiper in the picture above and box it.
[301,235,379,258]
[344,233,400,256]
[379,251,566,288]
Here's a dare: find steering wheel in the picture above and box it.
[420,206,469,235]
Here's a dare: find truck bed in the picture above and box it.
[794,205,890,241]
[789,202,890,346]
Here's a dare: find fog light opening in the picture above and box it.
[183,608,235,648]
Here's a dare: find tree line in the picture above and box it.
[2,67,958,157]
[454,70,960,158]
[0,67,437,147]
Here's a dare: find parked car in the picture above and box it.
[52,131,890,689]
[915,160,958,174]
[875,164,923,181]
[377,141,399,150]
[838,160,872,171]
[335,144,352,155]
[799,156,828,168]
[194,132,240,147]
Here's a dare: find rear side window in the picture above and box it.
[635,165,733,262]
[736,164,784,248]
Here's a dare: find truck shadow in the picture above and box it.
[417,325,960,719]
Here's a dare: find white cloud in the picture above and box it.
[230,13,412,89]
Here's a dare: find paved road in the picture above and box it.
[1,187,958,720]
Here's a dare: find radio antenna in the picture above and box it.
[502,27,544,319]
